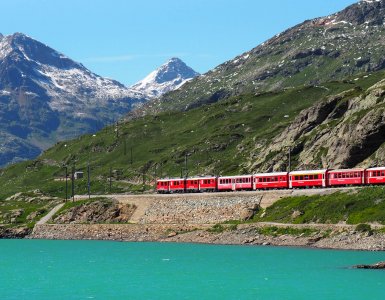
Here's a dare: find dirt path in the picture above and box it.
[36,203,64,225]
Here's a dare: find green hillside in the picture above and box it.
[255,186,385,225]
[0,73,381,201]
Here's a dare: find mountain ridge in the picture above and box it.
[133,0,385,117]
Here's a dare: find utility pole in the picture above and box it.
[142,173,146,192]
[288,147,291,173]
[109,166,112,193]
[184,154,188,178]
[87,162,90,199]
[71,164,75,202]
[130,147,133,165]
[115,121,119,138]
[124,138,127,156]
[64,165,68,202]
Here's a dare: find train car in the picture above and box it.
[328,169,365,187]
[289,169,328,188]
[217,175,253,191]
[365,167,385,185]
[197,176,217,192]
[254,172,289,190]
[185,178,200,192]
[169,178,186,193]
[156,179,171,193]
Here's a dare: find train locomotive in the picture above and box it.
[156,167,385,193]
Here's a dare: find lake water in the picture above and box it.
[0,240,384,299]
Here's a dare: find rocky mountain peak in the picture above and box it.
[131,57,199,98]
[334,0,385,25]
[1,32,82,70]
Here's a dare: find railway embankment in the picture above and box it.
[29,187,385,250]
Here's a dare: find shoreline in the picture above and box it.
[27,223,385,251]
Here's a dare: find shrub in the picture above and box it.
[355,223,373,235]
[207,224,225,233]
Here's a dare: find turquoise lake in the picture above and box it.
[0,240,385,299]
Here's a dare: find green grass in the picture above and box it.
[255,226,318,237]
[255,187,385,225]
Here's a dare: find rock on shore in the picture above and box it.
[354,262,385,269]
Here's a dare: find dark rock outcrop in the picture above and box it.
[354,261,385,269]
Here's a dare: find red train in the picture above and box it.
[156,167,385,193]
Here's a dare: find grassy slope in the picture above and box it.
[0,72,384,201]
[255,187,385,225]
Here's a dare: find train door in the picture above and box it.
[322,173,326,187]
[232,178,236,191]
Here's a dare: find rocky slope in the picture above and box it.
[250,75,385,171]
[53,200,136,224]
[0,33,147,166]
[135,0,385,116]
[131,57,199,98]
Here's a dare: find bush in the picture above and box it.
[207,224,225,233]
[355,223,373,235]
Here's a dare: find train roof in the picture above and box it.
[329,168,365,173]
[157,178,184,181]
[366,167,385,171]
[289,169,328,175]
[187,176,217,180]
[219,175,253,179]
[255,172,288,177]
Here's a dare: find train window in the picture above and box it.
[295,176,298,180]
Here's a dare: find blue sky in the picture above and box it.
[1,0,357,85]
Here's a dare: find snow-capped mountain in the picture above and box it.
[0,32,148,166]
[131,57,199,98]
